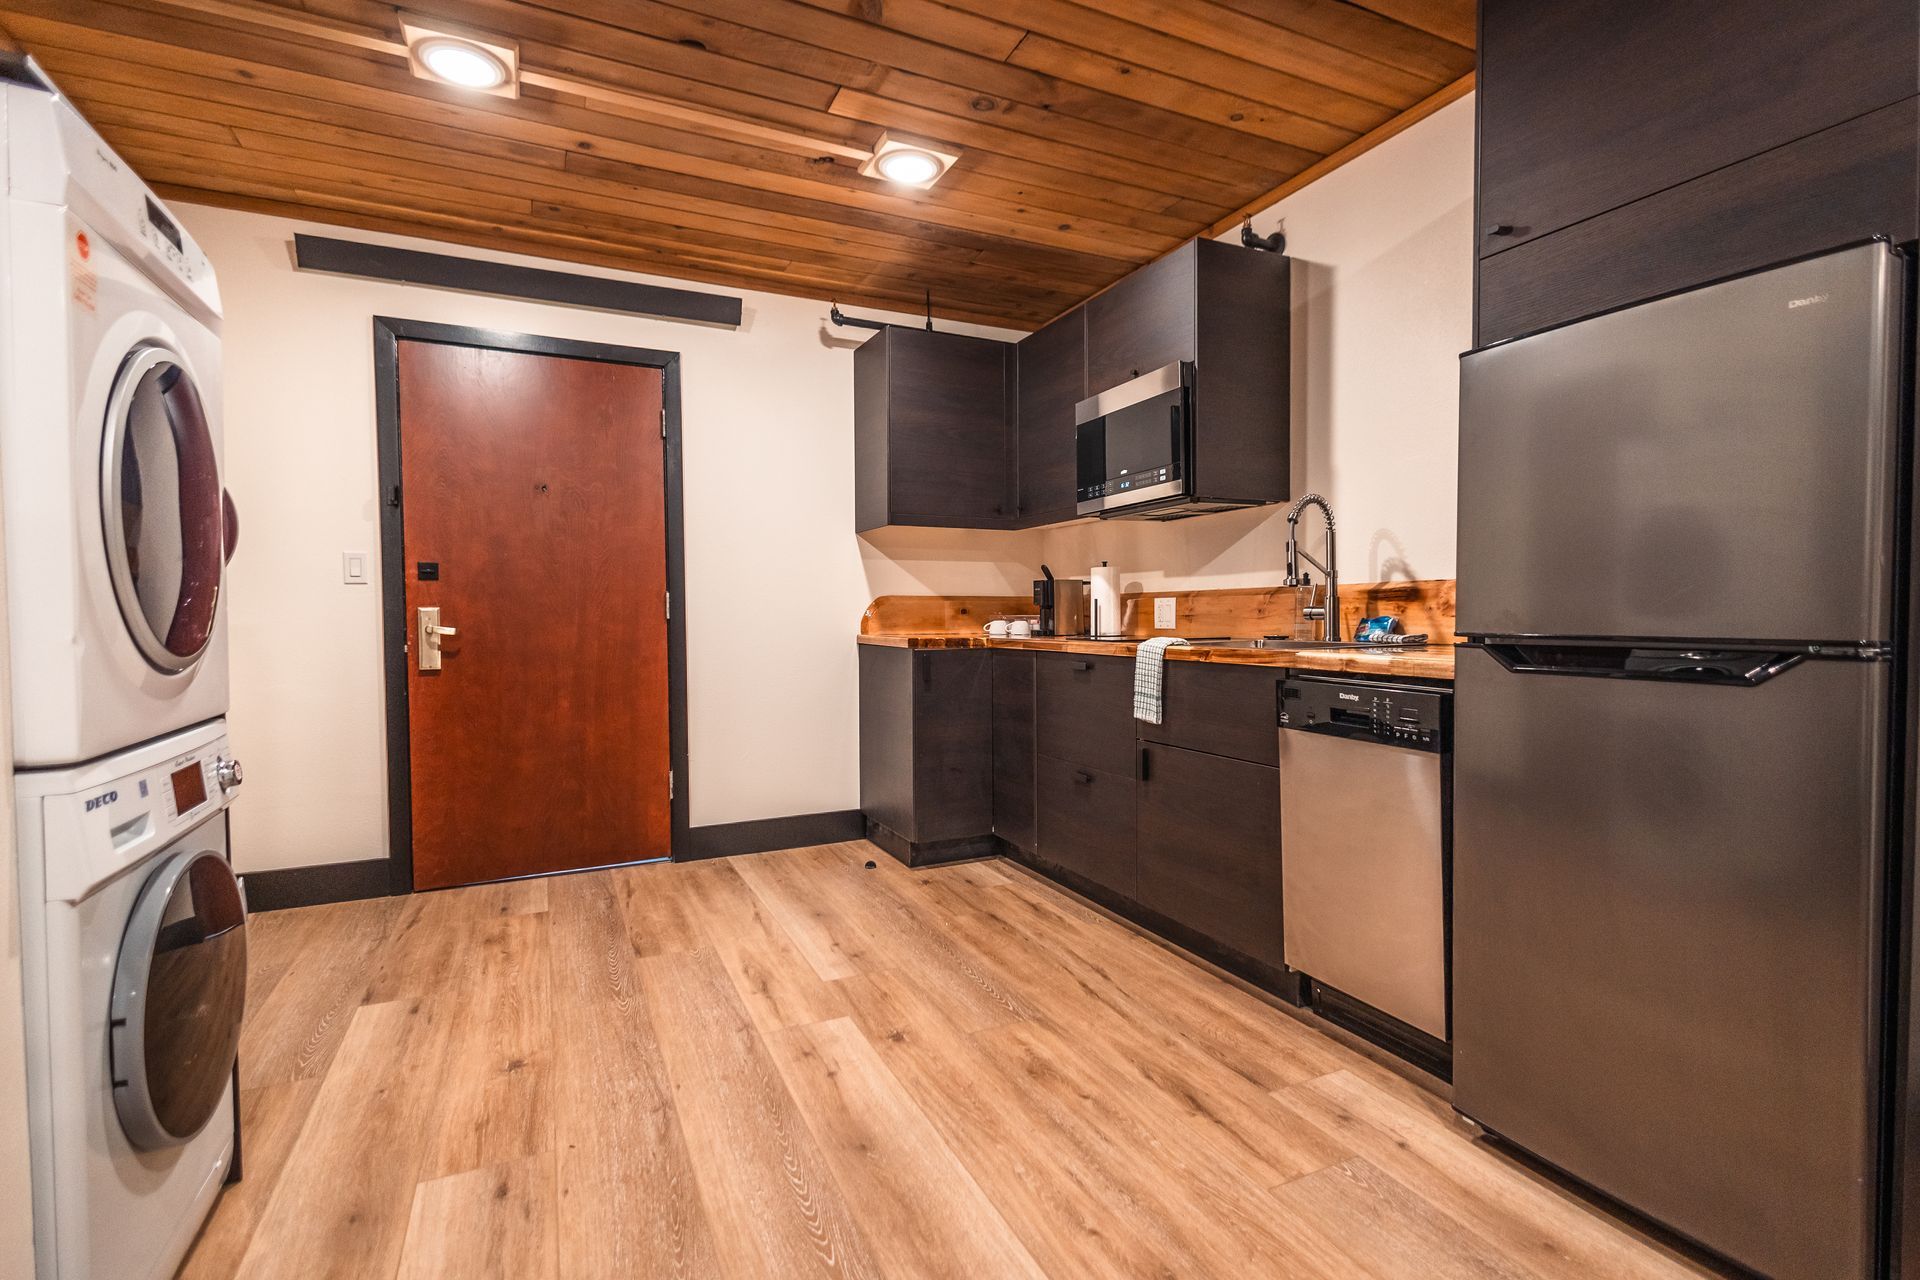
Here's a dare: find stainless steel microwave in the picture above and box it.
[1075,362,1193,516]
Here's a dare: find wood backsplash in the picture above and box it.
[862,579,1456,643]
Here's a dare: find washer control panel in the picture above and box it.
[33,724,238,903]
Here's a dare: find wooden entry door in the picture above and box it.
[396,338,671,889]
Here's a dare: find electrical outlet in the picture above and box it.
[1153,597,1176,629]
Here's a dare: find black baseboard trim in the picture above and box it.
[242,859,393,912]
[244,810,867,908]
[864,819,1000,868]
[682,809,866,861]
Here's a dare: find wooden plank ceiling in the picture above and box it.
[1,0,1475,327]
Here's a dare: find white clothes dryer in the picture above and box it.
[15,718,247,1280]
[0,62,232,767]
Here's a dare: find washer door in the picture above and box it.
[111,848,247,1151]
[102,343,224,674]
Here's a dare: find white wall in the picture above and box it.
[178,201,1037,873]
[1040,95,1474,599]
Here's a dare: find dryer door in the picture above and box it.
[110,847,247,1151]
[101,342,224,674]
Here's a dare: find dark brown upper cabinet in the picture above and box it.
[1084,246,1199,394]
[1475,0,1920,344]
[1014,308,1085,529]
[856,238,1291,531]
[1084,239,1293,512]
[1477,0,1915,261]
[855,326,1015,532]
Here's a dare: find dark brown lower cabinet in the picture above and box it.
[1136,743,1284,970]
[860,642,1300,994]
[1034,754,1135,898]
[857,645,994,865]
[990,650,1036,853]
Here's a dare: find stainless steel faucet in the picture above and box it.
[1284,494,1339,642]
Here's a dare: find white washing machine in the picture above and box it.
[0,62,232,767]
[16,718,246,1280]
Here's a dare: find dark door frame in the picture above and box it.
[372,316,691,894]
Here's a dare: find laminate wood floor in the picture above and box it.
[183,842,1726,1280]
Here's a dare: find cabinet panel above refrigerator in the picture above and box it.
[1457,243,1906,646]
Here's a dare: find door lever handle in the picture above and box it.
[417,606,457,671]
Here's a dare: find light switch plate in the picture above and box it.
[342,551,370,585]
[1153,597,1176,629]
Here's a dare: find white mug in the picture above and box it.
[1009,620,1033,638]
[984,619,1011,638]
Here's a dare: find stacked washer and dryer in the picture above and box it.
[1,61,248,1280]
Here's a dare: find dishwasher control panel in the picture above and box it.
[1279,674,1449,750]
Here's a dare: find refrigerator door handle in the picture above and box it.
[1479,643,1809,686]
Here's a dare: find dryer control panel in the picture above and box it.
[29,722,239,904]
[6,73,222,322]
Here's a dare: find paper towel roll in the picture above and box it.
[1089,561,1121,638]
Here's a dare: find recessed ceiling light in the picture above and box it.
[876,148,941,184]
[400,14,520,98]
[860,134,959,190]
[416,38,508,90]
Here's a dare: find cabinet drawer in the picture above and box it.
[1137,744,1282,969]
[1138,663,1280,766]
[1035,653,1135,775]
[1036,755,1135,898]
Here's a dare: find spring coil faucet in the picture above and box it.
[1284,493,1339,642]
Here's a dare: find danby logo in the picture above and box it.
[84,789,118,813]
[1787,293,1828,309]
[1337,692,1361,702]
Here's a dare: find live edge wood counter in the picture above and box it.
[856,633,1457,682]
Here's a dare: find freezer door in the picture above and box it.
[1451,646,1887,1279]
[1458,242,1905,644]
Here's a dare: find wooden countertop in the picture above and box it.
[858,633,1455,681]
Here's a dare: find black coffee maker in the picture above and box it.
[1032,565,1090,636]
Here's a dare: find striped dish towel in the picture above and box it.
[1133,637,1191,724]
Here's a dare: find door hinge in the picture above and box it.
[660,406,667,438]
[668,769,675,799]
[665,590,671,620]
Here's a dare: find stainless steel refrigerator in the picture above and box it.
[1453,241,1911,1280]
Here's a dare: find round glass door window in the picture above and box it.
[102,343,224,674]
[110,849,247,1151]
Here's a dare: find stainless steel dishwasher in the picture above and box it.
[1278,673,1451,1072]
